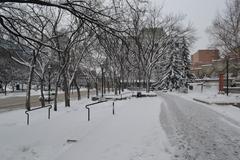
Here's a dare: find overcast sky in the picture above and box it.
[151,0,226,54]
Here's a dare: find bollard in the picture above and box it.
[112,101,115,115]
[88,107,90,121]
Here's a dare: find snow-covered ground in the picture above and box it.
[0,97,172,160]
[2,84,240,160]
[187,83,240,104]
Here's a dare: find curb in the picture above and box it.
[193,98,212,105]
[193,98,240,106]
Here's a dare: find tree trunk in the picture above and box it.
[26,66,34,111]
[104,76,106,94]
[146,74,151,93]
[54,85,58,111]
[12,83,15,92]
[74,78,81,100]
[4,83,7,96]
[40,78,45,107]
[118,77,121,95]
[107,80,110,93]
[63,73,70,107]
[25,52,36,111]
[54,73,62,111]
[111,77,114,92]
[138,75,141,88]
[138,69,141,89]
[70,85,74,94]
[22,83,24,92]
[87,81,90,99]
[121,78,124,92]
[95,81,98,96]
[120,66,124,92]
[146,79,150,93]
[114,72,117,95]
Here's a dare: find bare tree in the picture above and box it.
[2,5,60,110]
[0,1,122,44]
[124,1,194,92]
[67,27,96,100]
[208,0,240,56]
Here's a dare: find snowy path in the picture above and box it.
[0,97,172,160]
[159,93,240,160]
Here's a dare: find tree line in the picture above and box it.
[0,0,195,111]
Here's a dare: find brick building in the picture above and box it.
[191,49,240,79]
[191,49,220,69]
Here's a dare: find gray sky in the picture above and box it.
[151,0,226,54]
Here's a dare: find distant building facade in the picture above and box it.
[191,49,220,70]
[191,49,240,80]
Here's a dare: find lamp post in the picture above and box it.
[101,65,104,98]
[48,64,52,103]
[226,56,229,96]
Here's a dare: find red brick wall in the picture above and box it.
[191,50,220,69]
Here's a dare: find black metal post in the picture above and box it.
[226,57,229,96]
[88,108,90,121]
[101,66,104,98]
[48,106,51,119]
[48,65,51,104]
[25,111,29,125]
[48,71,51,104]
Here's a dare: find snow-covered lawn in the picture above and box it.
[0,90,42,99]
[0,97,172,160]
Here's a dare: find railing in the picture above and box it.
[85,100,108,121]
[85,96,133,121]
[25,104,52,125]
[104,91,133,100]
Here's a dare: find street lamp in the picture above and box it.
[101,65,104,98]
[48,64,52,103]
